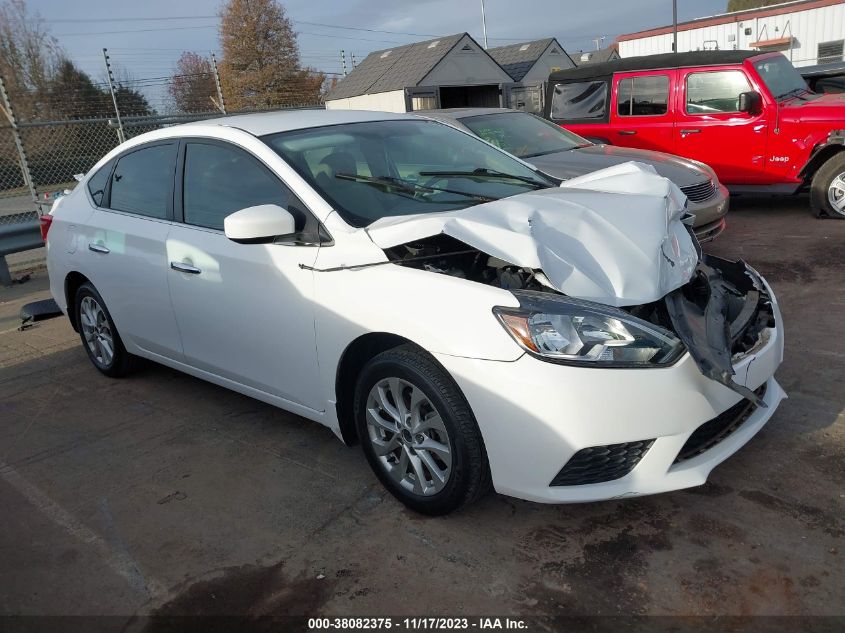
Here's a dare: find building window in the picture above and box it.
[617,75,669,116]
[410,95,437,111]
[550,81,607,120]
[818,40,844,64]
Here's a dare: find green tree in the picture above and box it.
[47,59,111,119]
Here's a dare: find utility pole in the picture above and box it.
[480,0,488,49]
[672,0,678,53]
[351,52,357,69]
[102,48,125,143]
[340,50,348,76]
[210,52,227,114]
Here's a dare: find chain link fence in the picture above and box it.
[1,106,323,275]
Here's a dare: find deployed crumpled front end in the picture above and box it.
[368,162,781,404]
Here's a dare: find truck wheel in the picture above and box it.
[810,152,845,219]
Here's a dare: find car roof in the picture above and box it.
[548,50,763,82]
[182,108,417,136]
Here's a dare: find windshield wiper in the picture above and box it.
[418,168,548,188]
[335,173,498,202]
[778,87,809,101]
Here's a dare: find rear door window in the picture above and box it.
[550,81,608,120]
[109,144,177,219]
[686,70,751,114]
[617,75,670,116]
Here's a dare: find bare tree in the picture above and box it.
[219,0,324,109]
[169,52,218,113]
[0,0,61,119]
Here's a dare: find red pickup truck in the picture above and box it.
[545,51,845,218]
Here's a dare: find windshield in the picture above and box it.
[754,54,809,99]
[460,112,590,158]
[262,119,553,227]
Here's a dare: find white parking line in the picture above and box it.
[0,459,167,600]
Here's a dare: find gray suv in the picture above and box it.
[418,108,729,242]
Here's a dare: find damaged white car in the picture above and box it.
[44,110,785,515]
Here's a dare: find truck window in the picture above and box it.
[617,75,670,116]
[550,81,607,120]
[686,70,751,114]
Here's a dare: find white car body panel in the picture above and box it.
[367,163,698,308]
[44,110,785,505]
[165,224,324,411]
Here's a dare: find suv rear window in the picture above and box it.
[550,81,607,120]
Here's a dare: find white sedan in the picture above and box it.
[44,110,785,515]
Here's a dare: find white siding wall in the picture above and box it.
[325,90,407,112]
[618,3,845,67]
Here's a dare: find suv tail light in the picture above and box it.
[39,214,53,242]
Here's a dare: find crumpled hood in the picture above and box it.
[366,162,699,307]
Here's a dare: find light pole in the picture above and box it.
[673,0,678,53]
[480,0,489,49]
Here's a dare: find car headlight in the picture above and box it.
[493,291,684,367]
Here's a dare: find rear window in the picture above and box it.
[550,81,607,120]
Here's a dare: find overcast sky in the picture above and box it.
[28,0,728,108]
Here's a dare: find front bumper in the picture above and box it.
[689,183,730,241]
[434,276,784,504]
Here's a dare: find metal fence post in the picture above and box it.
[210,52,227,114]
[102,48,125,144]
[0,75,38,208]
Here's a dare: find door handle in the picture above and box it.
[680,128,701,135]
[618,130,637,135]
[88,243,110,254]
[170,261,202,275]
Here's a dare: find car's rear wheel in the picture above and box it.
[354,344,491,515]
[75,282,135,377]
[810,152,845,219]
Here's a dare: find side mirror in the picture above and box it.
[224,204,296,244]
[738,90,762,114]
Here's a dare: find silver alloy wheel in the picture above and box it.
[365,377,453,496]
[79,296,114,367]
[827,172,845,216]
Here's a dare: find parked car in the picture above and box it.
[800,60,845,95]
[44,110,784,515]
[418,107,729,242]
[545,51,845,218]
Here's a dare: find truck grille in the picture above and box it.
[680,179,717,203]
[550,439,654,486]
[674,384,767,464]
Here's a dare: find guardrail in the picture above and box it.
[0,211,42,286]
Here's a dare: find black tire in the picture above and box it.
[353,344,492,515]
[74,282,136,377]
[810,152,845,219]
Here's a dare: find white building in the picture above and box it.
[616,0,845,67]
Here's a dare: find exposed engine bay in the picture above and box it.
[385,235,775,405]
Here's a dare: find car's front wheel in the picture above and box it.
[75,282,136,377]
[354,344,491,515]
[810,152,845,219]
